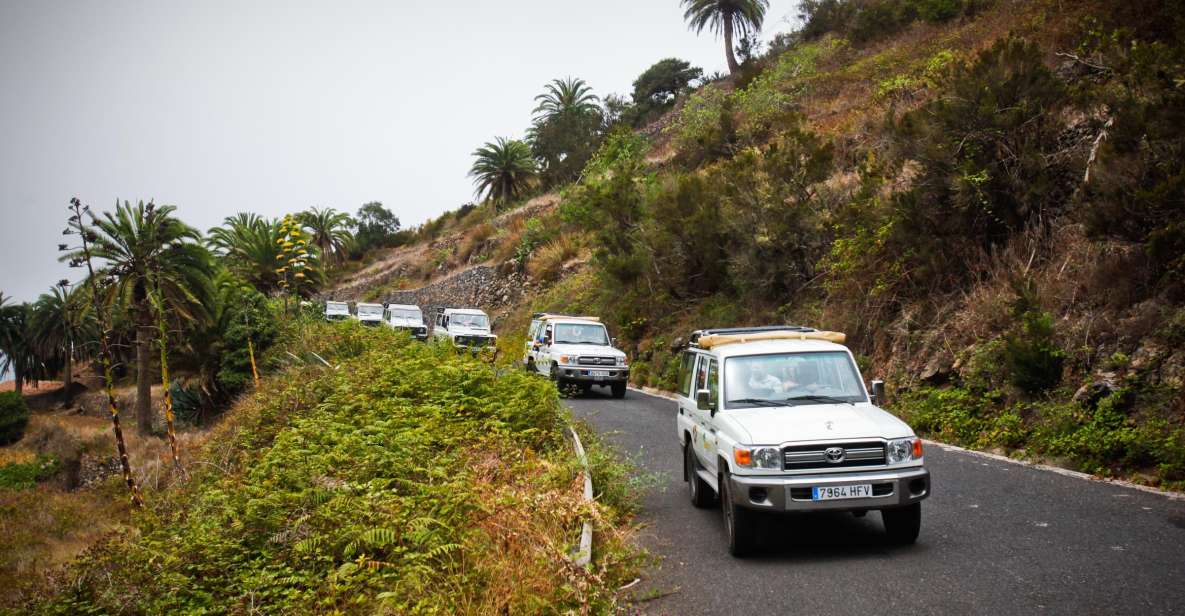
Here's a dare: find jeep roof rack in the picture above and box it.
[689,326,845,349]
[531,312,601,322]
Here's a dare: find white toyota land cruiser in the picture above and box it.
[325,300,350,321]
[675,326,930,556]
[384,304,428,341]
[354,302,385,326]
[524,313,629,398]
[433,308,497,351]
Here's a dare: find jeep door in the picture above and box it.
[525,320,541,366]
[683,353,720,475]
[538,324,555,375]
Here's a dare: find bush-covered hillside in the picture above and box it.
[356,0,1185,489]
[19,322,639,614]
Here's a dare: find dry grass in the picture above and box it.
[526,235,585,283]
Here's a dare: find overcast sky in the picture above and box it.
[0,0,801,304]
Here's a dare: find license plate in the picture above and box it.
[590,370,610,379]
[812,484,872,501]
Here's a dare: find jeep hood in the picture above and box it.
[452,326,494,337]
[549,343,625,358]
[722,404,913,444]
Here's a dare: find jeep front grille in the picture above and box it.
[577,356,615,366]
[782,441,886,470]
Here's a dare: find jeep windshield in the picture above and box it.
[326,302,348,313]
[724,351,867,409]
[451,314,489,329]
[388,309,421,321]
[357,305,383,317]
[554,323,609,345]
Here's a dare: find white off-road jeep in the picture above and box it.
[354,302,384,326]
[384,304,428,340]
[675,326,930,556]
[524,313,629,398]
[433,308,497,351]
[325,300,350,321]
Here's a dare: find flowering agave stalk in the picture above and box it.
[148,274,186,478]
[63,197,145,508]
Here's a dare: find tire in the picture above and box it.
[550,363,569,397]
[882,503,921,545]
[720,470,756,557]
[685,443,714,509]
[611,382,627,398]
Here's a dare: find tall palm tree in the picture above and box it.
[30,283,94,397]
[298,207,354,267]
[469,137,539,208]
[207,214,284,292]
[681,0,770,75]
[64,200,212,434]
[532,77,600,122]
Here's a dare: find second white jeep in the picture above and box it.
[675,326,930,556]
[433,308,497,351]
[525,313,629,398]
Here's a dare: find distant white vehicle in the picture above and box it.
[524,313,629,398]
[354,302,384,326]
[385,304,428,340]
[325,300,350,321]
[433,308,497,351]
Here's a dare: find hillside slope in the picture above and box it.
[337,0,1185,489]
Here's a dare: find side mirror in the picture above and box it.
[870,380,886,406]
[611,337,618,347]
[695,388,715,412]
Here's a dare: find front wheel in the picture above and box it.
[882,503,921,545]
[720,471,756,557]
[611,382,627,398]
[686,443,714,509]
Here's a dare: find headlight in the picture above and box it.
[733,446,782,469]
[559,355,574,364]
[887,438,922,464]
[616,356,627,366]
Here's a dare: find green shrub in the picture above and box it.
[0,392,29,446]
[0,455,59,491]
[1003,282,1065,394]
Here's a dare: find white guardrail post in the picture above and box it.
[567,426,594,570]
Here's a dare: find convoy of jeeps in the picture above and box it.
[322,299,929,557]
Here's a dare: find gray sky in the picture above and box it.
[0,0,800,304]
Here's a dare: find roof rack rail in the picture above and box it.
[531,312,602,322]
[688,326,845,349]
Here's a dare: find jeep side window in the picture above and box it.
[706,359,719,403]
[678,351,696,397]
[695,354,709,392]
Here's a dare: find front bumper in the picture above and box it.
[729,466,930,512]
[557,366,629,383]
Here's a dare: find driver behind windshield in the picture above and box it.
[745,363,783,396]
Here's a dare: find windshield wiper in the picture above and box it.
[726,398,787,408]
[781,394,854,406]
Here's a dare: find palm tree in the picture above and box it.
[532,77,600,122]
[207,214,284,292]
[64,200,212,434]
[469,137,539,208]
[0,298,36,395]
[681,0,770,75]
[298,207,354,267]
[30,283,94,397]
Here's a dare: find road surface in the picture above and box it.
[566,388,1185,615]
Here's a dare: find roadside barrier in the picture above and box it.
[567,426,594,570]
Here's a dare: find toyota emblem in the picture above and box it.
[824,447,846,463]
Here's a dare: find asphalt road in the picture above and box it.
[566,388,1185,616]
